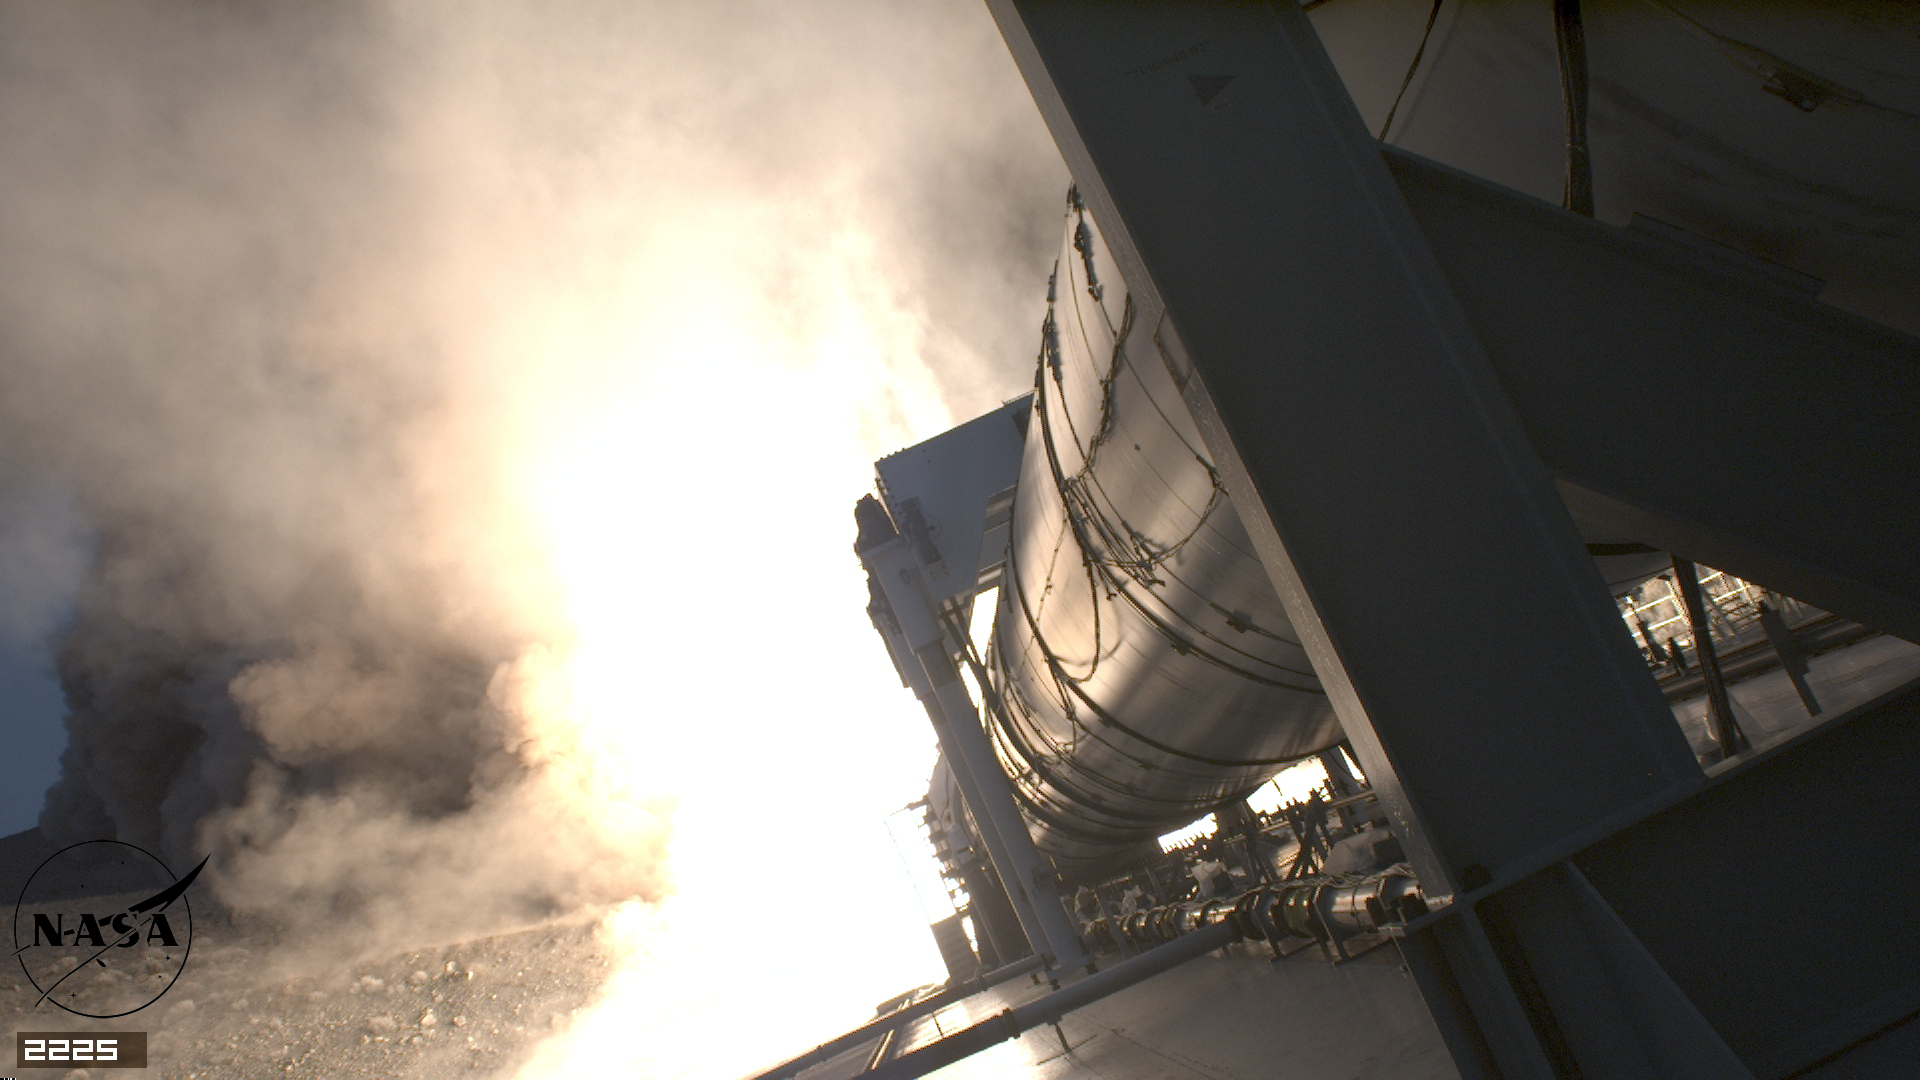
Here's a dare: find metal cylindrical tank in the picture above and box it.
[988,196,1342,868]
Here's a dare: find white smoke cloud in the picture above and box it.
[0,0,1063,984]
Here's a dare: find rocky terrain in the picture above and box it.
[4,829,617,1079]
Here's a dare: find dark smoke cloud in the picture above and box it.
[0,0,1062,949]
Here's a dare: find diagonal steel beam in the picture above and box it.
[986,0,1699,907]
[1385,147,1920,644]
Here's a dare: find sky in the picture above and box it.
[0,1,1068,1075]
[0,481,91,834]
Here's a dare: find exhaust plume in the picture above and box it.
[0,0,1062,982]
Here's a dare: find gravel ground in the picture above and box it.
[4,902,618,1079]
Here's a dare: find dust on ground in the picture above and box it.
[4,830,621,1079]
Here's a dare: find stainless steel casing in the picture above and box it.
[988,201,1342,866]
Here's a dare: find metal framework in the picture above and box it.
[980,2,1920,1077]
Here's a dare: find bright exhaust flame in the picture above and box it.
[503,228,966,1079]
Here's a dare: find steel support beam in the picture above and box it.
[987,0,1697,908]
[748,955,1045,1080]
[861,508,1091,975]
[1671,557,1747,760]
[1575,681,1920,1076]
[864,918,1238,1080]
[1381,147,1920,645]
[1401,862,1752,1079]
